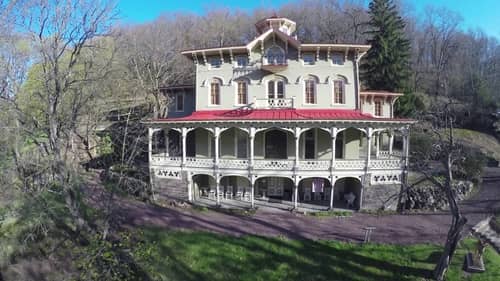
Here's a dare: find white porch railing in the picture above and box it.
[335,160,366,170]
[371,159,403,169]
[185,157,214,168]
[150,155,403,171]
[219,159,249,169]
[254,98,294,109]
[253,159,295,170]
[299,160,331,170]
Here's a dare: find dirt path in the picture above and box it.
[87,167,500,245]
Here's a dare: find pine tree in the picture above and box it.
[362,0,410,92]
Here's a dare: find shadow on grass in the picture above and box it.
[137,228,434,281]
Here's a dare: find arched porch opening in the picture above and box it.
[167,129,181,156]
[258,128,293,159]
[336,127,368,160]
[220,175,251,201]
[186,127,214,158]
[298,177,332,206]
[152,129,167,155]
[219,127,249,159]
[254,176,294,202]
[192,174,216,200]
[298,128,331,160]
[333,177,362,210]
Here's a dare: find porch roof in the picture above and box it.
[150,108,414,123]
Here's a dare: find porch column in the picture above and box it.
[403,129,410,167]
[329,178,336,209]
[330,127,338,169]
[249,127,255,167]
[366,127,373,169]
[148,127,153,163]
[294,127,301,168]
[187,174,193,202]
[375,132,380,158]
[294,182,298,209]
[250,180,255,208]
[216,177,221,206]
[389,133,394,158]
[164,128,169,157]
[214,127,220,167]
[181,127,187,166]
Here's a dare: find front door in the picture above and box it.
[265,130,287,159]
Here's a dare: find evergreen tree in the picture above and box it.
[362,0,410,91]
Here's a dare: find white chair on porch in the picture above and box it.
[225,186,233,200]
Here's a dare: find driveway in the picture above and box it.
[87,167,500,245]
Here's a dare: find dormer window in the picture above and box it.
[235,56,248,67]
[303,53,315,65]
[332,53,344,65]
[209,57,222,69]
[264,46,285,65]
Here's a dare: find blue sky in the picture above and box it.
[117,0,500,39]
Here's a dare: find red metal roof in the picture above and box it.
[153,109,411,122]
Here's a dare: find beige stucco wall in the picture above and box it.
[360,99,392,118]
[195,38,358,112]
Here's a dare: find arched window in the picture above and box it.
[304,78,316,104]
[210,79,221,105]
[265,46,285,65]
[333,79,345,104]
[267,80,284,99]
[236,80,248,105]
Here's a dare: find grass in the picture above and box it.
[133,228,500,281]
[306,210,353,218]
[453,129,500,162]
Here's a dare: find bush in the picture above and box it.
[453,146,486,181]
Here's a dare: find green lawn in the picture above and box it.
[133,228,500,281]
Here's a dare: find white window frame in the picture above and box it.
[267,79,285,99]
[332,79,346,105]
[235,80,248,105]
[175,92,184,112]
[209,78,221,106]
[303,78,317,105]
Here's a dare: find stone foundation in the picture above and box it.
[362,184,401,210]
[152,174,189,201]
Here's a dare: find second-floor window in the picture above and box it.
[236,81,248,104]
[210,79,221,105]
[268,80,284,99]
[333,80,345,104]
[175,92,184,111]
[374,100,383,116]
[304,79,316,104]
[209,57,221,69]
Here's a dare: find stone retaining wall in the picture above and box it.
[402,180,474,210]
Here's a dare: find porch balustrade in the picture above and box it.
[254,98,294,109]
[151,155,404,171]
[253,159,295,170]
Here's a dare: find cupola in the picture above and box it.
[255,15,296,36]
